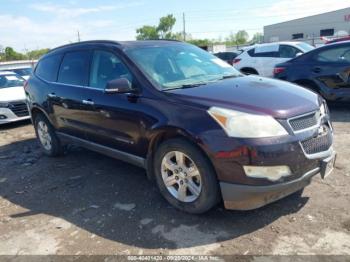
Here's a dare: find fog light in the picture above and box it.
[243,165,292,181]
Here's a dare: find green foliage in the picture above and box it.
[3,47,26,61]
[136,14,177,40]
[26,48,50,60]
[251,32,264,44]
[0,46,49,62]
[225,30,249,46]
[187,39,212,47]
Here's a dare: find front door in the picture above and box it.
[81,49,145,156]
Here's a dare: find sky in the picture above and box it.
[0,0,349,51]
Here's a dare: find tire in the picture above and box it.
[34,114,62,157]
[154,138,220,214]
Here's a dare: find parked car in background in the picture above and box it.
[26,40,335,214]
[214,51,242,65]
[325,36,350,45]
[234,42,314,77]
[10,67,33,80]
[274,41,350,101]
[0,71,30,124]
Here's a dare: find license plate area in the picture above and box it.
[321,152,336,179]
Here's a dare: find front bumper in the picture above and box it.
[0,107,30,125]
[221,166,320,210]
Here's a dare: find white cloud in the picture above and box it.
[30,2,143,18]
[0,1,143,50]
[255,0,350,20]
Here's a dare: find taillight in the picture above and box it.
[232,58,241,64]
[273,67,285,75]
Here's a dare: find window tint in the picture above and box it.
[292,33,303,39]
[320,29,334,37]
[35,54,62,82]
[58,51,90,86]
[247,48,278,57]
[315,46,350,63]
[278,45,301,58]
[89,50,132,89]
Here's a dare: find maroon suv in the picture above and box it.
[25,40,336,213]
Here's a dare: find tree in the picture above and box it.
[251,32,264,44]
[157,14,176,39]
[136,14,177,40]
[4,47,25,61]
[235,30,249,45]
[26,48,50,60]
[136,26,159,40]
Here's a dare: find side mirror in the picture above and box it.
[296,52,303,57]
[105,78,133,94]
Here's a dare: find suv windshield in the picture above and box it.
[126,44,241,90]
[0,74,25,89]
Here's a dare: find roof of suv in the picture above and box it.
[48,40,183,55]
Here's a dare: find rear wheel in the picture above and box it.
[34,114,62,157]
[154,138,220,214]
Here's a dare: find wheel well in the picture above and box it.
[240,67,259,75]
[294,79,319,92]
[146,130,215,181]
[31,107,44,122]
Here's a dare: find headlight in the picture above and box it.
[208,107,288,138]
[0,102,9,108]
[320,102,327,117]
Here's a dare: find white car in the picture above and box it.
[0,71,30,124]
[233,42,315,77]
[10,67,33,80]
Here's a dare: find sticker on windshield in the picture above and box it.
[211,58,231,68]
[5,76,18,81]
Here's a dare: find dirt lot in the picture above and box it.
[0,106,350,257]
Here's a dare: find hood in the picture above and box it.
[166,76,320,119]
[0,86,26,102]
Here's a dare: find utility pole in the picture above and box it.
[183,12,186,41]
[77,30,81,42]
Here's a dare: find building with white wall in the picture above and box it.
[264,7,350,46]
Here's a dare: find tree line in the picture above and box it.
[0,46,50,62]
[1,14,263,62]
[136,14,264,47]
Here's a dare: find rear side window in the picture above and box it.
[247,48,278,57]
[315,46,350,63]
[35,54,62,82]
[278,45,301,58]
[58,51,90,86]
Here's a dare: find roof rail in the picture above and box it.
[48,40,121,54]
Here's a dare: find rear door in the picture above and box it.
[253,44,279,77]
[49,50,92,139]
[311,44,350,93]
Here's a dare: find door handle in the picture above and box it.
[82,99,95,105]
[313,67,322,73]
[47,93,57,98]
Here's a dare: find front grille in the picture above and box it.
[289,111,319,131]
[9,101,29,117]
[301,125,332,155]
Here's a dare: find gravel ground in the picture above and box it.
[0,105,349,257]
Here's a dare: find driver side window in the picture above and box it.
[89,50,132,89]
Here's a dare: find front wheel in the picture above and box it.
[154,138,220,214]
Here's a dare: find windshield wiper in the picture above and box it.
[164,82,207,91]
[221,74,241,79]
